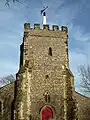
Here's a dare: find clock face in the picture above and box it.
[41,106,53,120]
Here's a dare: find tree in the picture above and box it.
[0,74,16,86]
[5,0,28,8]
[78,64,90,93]
[5,0,19,7]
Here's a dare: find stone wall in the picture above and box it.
[74,91,90,120]
[0,82,90,120]
[0,82,14,120]
[0,23,90,120]
[13,23,70,120]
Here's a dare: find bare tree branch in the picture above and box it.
[78,65,90,93]
[0,74,15,85]
[5,0,10,8]
[5,0,28,8]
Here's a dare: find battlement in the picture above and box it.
[24,23,68,33]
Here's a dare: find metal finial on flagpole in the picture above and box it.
[41,6,48,25]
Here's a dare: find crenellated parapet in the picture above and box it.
[23,23,69,68]
[24,23,68,33]
[11,21,79,120]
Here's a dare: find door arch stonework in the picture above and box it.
[40,106,54,120]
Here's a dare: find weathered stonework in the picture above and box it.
[74,91,90,120]
[0,23,90,120]
[0,82,14,120]
[12,23,77,120]
[0,82,90,120]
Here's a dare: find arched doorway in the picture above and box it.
[41,106,53,120]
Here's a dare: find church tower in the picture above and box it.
[12,23,78,120]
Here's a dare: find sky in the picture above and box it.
[0,0,90,96]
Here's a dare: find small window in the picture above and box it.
[49,47,52,56]
[0,101,1,113]
[0,101,3,115]
[45,75,49,79]
[44,92,50,103]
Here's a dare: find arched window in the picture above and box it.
[0,101,3,115]
[48,47,52,56]
[0,101,1,113]
[44,92,50,103]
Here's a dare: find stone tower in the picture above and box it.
[12,23,78,120]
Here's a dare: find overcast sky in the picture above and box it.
[0,0,90,95]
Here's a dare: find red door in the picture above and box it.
[41,106,53,120]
